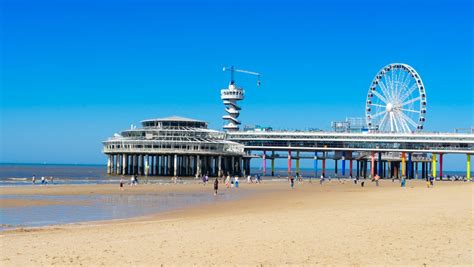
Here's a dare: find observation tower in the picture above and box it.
[221,66,260,131]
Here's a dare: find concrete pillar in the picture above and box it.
[322,152,326,177]
[363,160,368,179]
[196,155,201,177]
[135,155,140,175]
[116,154,121,175]
[248,157,251,176]
[314,152,318,178]
[296,151,300,176]
[168,155,172,176]
[122,154,127,175]
[415,161,418,179]
[107,155,112,174]
[173,154,178,177]
[218,155,222,177]
[370,152,375,178]
[349,158,353,177]
[271,151,275,176]
[287,150,292,176]
[143,155,147,176]
[262,151,266,176]
[378,152,382,177]
[421,161,425,179]
[356,160,360,178]
[231,156,235,176]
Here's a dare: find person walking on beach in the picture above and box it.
[213,178,219,196]
[320,174,325,185]
[401,176,406,187]
[234,176,239,188]
[290,176,295,189]
[374,174,380,186]
[225,175,230,188]
[120,178,124,191]
[429,176,434,187]
[41,176,45,184]
[32,175,36,184]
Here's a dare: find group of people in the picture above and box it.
[200,174,243,196]
[246,174,262,184]
[119,174,140,190]
[224,175,240,188]
[31,175,54,185]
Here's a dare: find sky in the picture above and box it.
[0,0,473,170]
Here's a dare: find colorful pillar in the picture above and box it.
[271,151,275,177]
[314,152,318,177]
[296,151,300,176]
[262,151,266,176]
[349,152,353,177]
[401,152,406,178]
[342,155,346,176]
[378,152,382,177]
[287,150,292,176]
[439,153,443,178]
[432,153,437,178]
[407,153,412,179]
[322,152,326,177]
[467,154,471,181]
[371,152,375,178]
[356,160,359,178]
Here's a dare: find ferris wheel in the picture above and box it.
[365,63,427,133]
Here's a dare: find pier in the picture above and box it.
[103,64,473,180]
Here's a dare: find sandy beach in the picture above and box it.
[1,180,472,266]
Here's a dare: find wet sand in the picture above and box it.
[0,180,472,265]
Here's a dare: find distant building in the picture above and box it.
[243,125,273,132]
[331,117,367,133]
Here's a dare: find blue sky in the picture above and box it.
[1,0,472,169]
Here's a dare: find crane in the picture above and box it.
[223,65,261,87]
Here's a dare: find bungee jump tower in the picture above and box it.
[221,66,261,131]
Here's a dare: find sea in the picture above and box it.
[0,163,470,186]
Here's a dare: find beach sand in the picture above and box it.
[1,180,472,265]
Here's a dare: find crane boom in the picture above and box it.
[223,65,261,86]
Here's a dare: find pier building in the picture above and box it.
[103,116,245,177]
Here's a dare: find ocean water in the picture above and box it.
[0,163,111,186]
[0,190,251,230]
[0,163,471,186]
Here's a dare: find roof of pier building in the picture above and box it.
[140,116,207,129]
